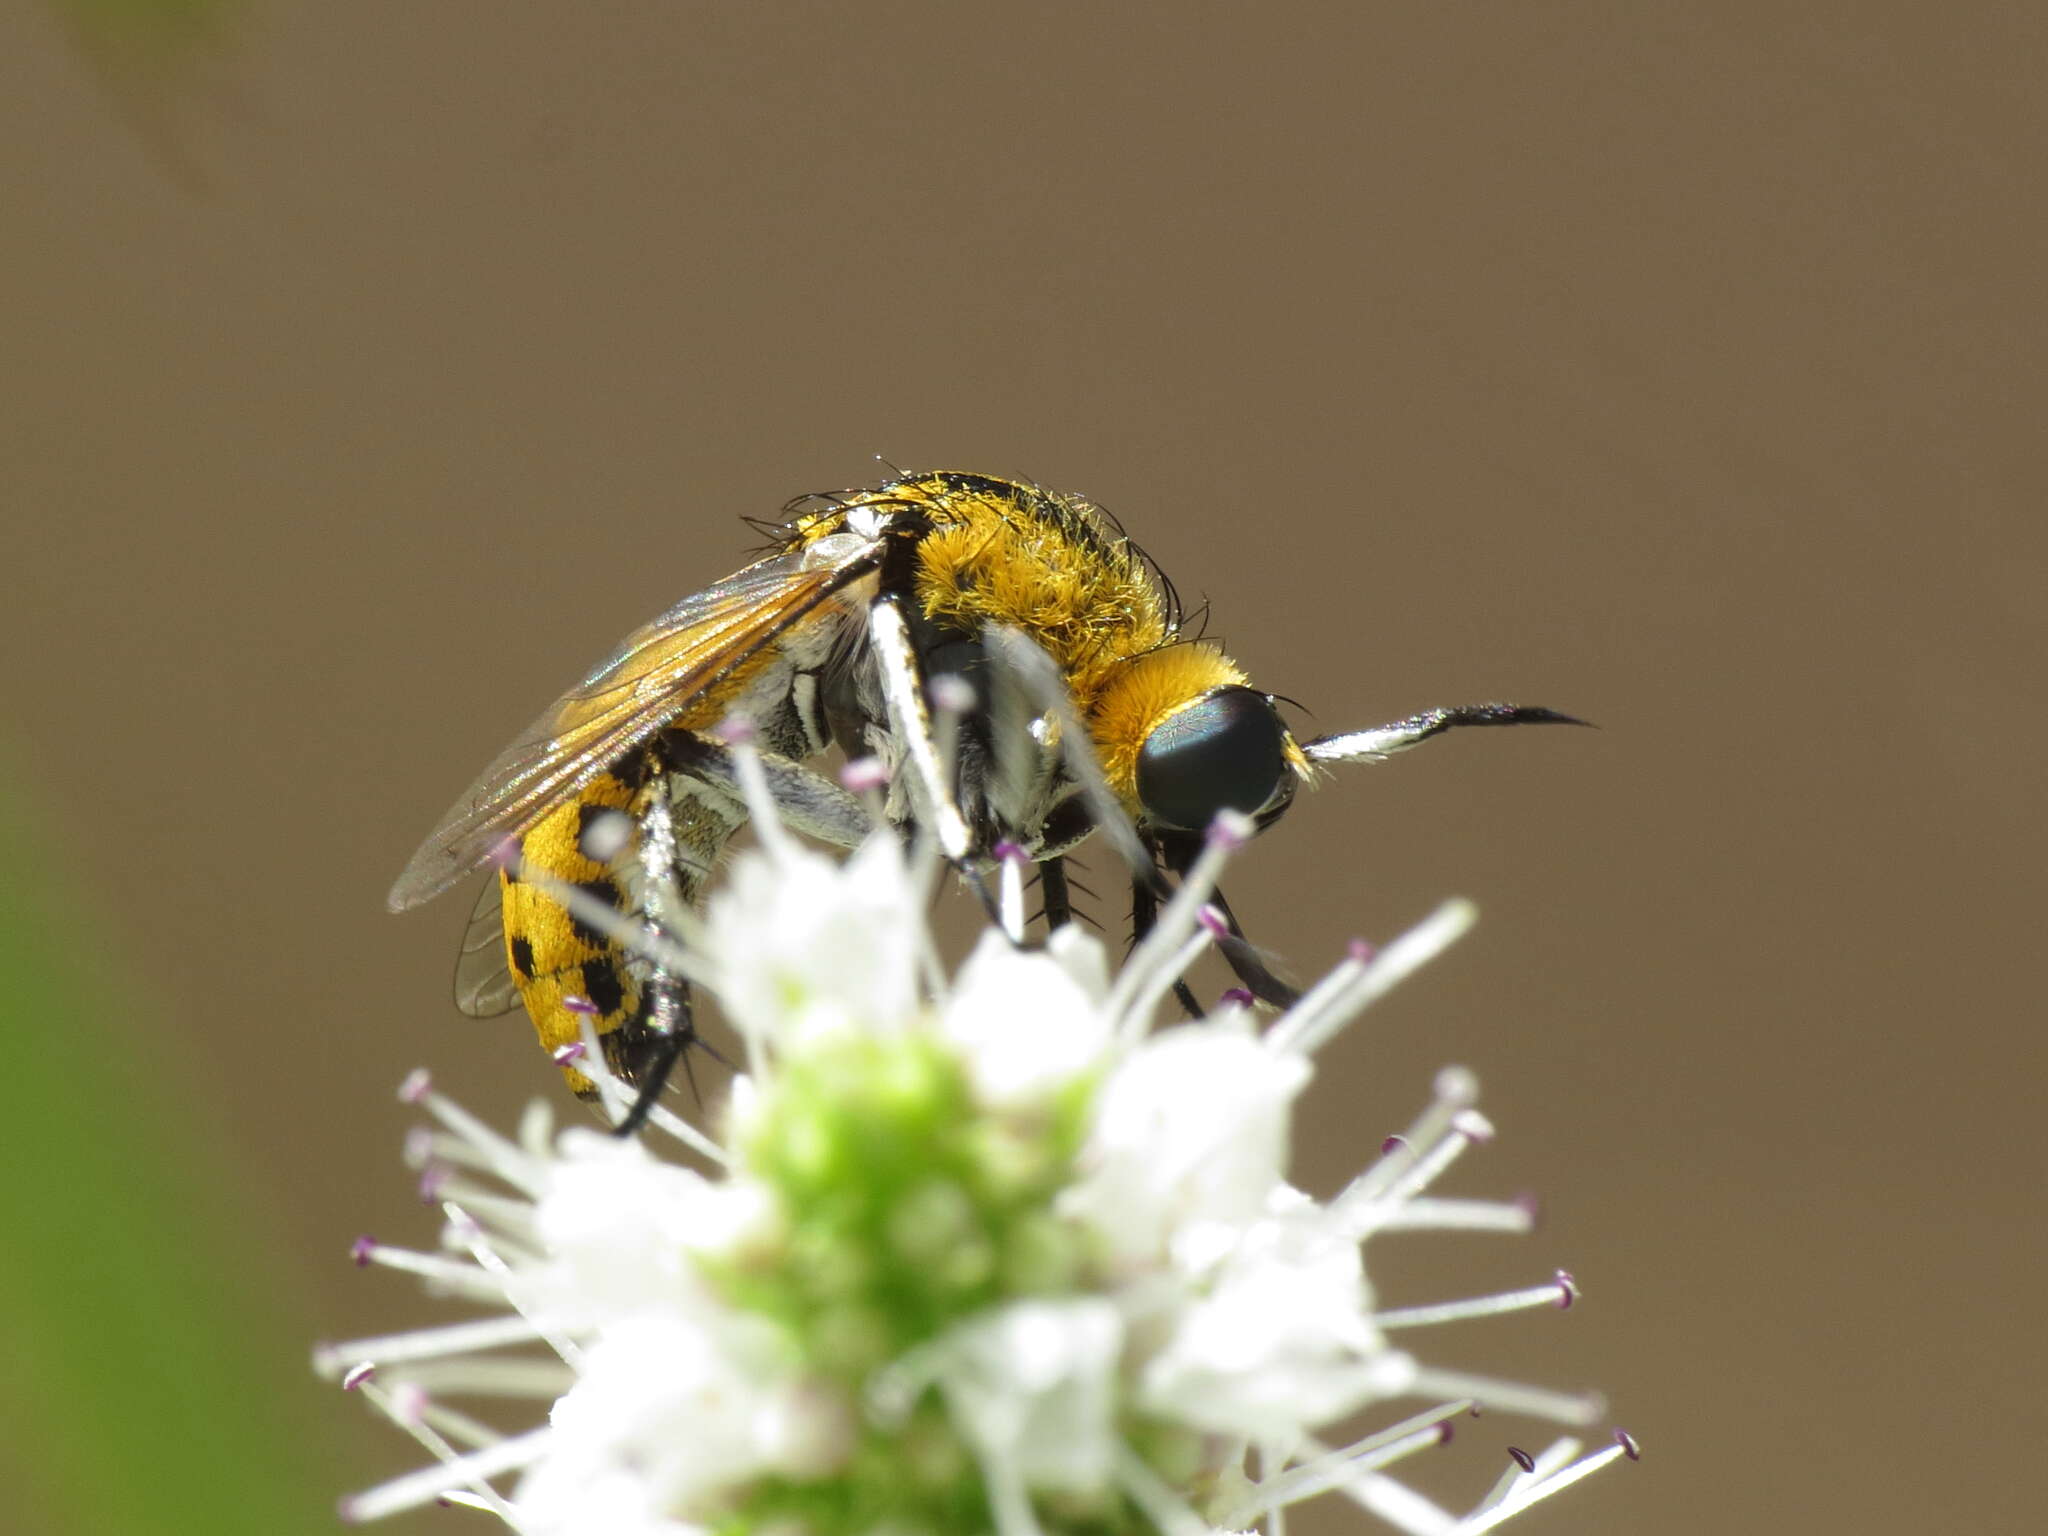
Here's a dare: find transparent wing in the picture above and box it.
[388,541,880,911]
[451,876,521,1018]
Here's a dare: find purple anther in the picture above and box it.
[993,839,1028,865]
[1514,1191,1543,1229]
[1435,1421,1456,1446]
[1217,987,1256,1009]
[552,1041,586,1065]
[1381,1133,1410,1157]
[929,673,977,715]
[1613,1428,1641,1461]
[1205,808,1254,850]
[403,1127,435,1167]
[717,714,758,745]
[340,1362,376,1392]
[1197,904,1231,940]
[1451,1108,1495,1143]
[398,1068,432,1104]
[1346,938,1376,965]
[563,994,601,1016]
[1553,1269,1579,1309]
[350,1235,378,1268]
[839,757,889,793]
[487,835,521,872]
[1507,1446,1535,1474]
[417,1164,448,1204]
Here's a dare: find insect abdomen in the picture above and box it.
[500,748,757,1098]
[498,769,647,1098]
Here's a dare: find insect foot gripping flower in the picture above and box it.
[318,753,1636,1536]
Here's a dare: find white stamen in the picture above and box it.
[1456,1438,1633,1533]
[1347,1472,1460,1535]
[349,1242,505,1300]
[316,1314,546,1375]
[523,867,708,988]
[353,1358,573,1400]
[1371,1198,1535,1234]
[1113,1443,1212,1536]
[339,1424,550,1523]
[720,719,797,865]
[1107,826,1241,1036]
[1219,1402,1470,1525]
[997,847,1027,944]
[339,801,1626,1533]
[1265,899,1477,1058]
[409,1088,549,1199]
[1405,1367,1605,1426]
[1374,1276,1578,1331]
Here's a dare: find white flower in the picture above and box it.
[908,1297,1125,1496]
[321,746,1635,1535]
[705,834,923,1047]
[1138,1189,1391,1439]
[1062,1018,1311,1272]
[940,927,1114,1105]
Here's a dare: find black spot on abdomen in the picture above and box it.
[580,958,627,1018]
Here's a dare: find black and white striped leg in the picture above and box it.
[612,780,705,1135]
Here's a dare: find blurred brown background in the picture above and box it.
[5,2,2043,1532]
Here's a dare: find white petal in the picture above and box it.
[936,1298,1125,1495]
[706,840,922,1045]
[531,1312,802,1512]
[1063,1021,1311,1266]
[521,1134,771,1326]
[941,931,1114,1105]
[1141,1206,1391,1438]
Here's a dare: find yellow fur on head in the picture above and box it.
[1089,645,1249,806]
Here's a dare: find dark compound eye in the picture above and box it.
[1136,686,1292,832]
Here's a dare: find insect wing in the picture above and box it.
[388,544,878,911]
[451,876,520,1017]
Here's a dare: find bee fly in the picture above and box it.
[389,470,1579,1125]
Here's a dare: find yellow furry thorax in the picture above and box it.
[793,472,1305,808]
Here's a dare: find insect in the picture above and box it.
[389,470,1578,1122]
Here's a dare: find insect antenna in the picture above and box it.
[1302,704,1591,764]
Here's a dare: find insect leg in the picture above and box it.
[867,598,1009,928]
[659,729,873,850]
[1130,873,1204,1016]
[868,598,974,862]
[1153,831,1302,1010]
[1199,883,1303,1009]
[611,785,705,1135]
[1039,856,1073,931]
